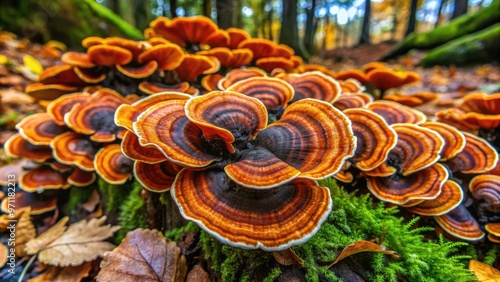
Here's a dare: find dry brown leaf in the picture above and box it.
[328,240,399,267]
[25,216,119,266]
[15,206,36,257]
[0,242,7,268]
[24,216,69,255]
[26,262,91,282]
[0,206,31,231]
[469,259,500,282]
[273,248,305,267]
[186,264,210,282]
[27,265,60,282]
[96,228,187,282]
[82,190,100,213]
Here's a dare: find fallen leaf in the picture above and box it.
[82,190,100,213]
[96,229,187,282]
[23,54,43,75]
[25,216,119,266]
[469,259,500,282]
[273,248,305,267]
[27,265,59,282]
[15,207,36,257]
[0,54,10,65]
[186,264,210,282]
[328,240,399,267]
[0,242,7,268]
[0,206,31,231]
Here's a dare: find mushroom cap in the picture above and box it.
[226,27,251,49]
[64,89,129,142]
[343,108,397,171]
[434,205,485,241]
[116,60,158,79]
[87,45,133,66]
[385,92,439,107]
[363,162,397,177]
[174,54,220,82]
[104,37,143,60]
[4,133,53,162]
[252,98,356,180]
[333,93,373,111]
[121,130,167,163]
[197,47,234,66]
[61,51,96,68]
[73,67,107,84]
[82,36,105,48]
[338,79,364,93]
[201,73,223,91]
[134,160,181,192]
[459,92,500,114]
[366,68,409,91]
[458,112,500,129]
[38,65,86,85]
[366,100,427,125]
[389,123,444,176]
[115,92,191,132]
[301,64,336,77]
[50,132,99,171]
[94,144,133,185]
[402,71,420,85]
[290,56,303,68]
[25,83,80,100]
[273,44,294,58]
[229,48,254,68]
[185,91,268,154]
[138,81,191,95]
[149,16,219,47]
[436,108,479,132]
[20,166,70,193]
[334,70,368,85]
[16,113,66,146]
[469,174,500,213]
[237,38,277,60]
[68,167,96,187]
[137,44,184,71]
[366,163,448,205]
[202,29,230,48]
[218,68,267,90]
[406,180,463,216]
[485,223,500,237]
[446,132,498,174]
[420,122,466,161]
[255,57,295,73]
[362,62,386,73]
[226,77,294,112]
[171,169,332,251]
[280,71,341,103]
[1,191,57,215]
[46,92,90,125]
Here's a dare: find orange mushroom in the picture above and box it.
[50,132,99,171]
[445,132,498,174]
[94,144,134,185]
[237,38,277,60]
[16,113,66,146]
[1,191,57,215]
[226,27,251,49]
[4,133,53,163]
[469,174,500,215]
[338,79,364,93]
[406,180,463,216]
[46,92,90,125]
[137,43,184,71]
[201,73,223,91]
[121,131,167,164]
[280,71,341,103]
[138,81,191,95]
[366,67,414,95]
[174,54,220,82]
[116,60,158,79]
[434,205,485,241]
[218,68,267,90]
[134,160,181,192]
[333,93,373,111]
[485,223,500,243]
[38,65,86,85]
[25,83,80,100]
[366,163,448,205]
[61,51,95,68]
[343,108,397,171]
[420,122,466,161]
[366,100,427,125]
[436,108,479,132]
[20,166,70,193]
[334,70,368,85]
[87,45,133,66]
[68,167,96,187]
[255,57,295,73]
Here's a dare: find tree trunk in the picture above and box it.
[404,0,418,37]
[382,0,500,60]
[267,0,274,40]
[170,0,178,17]
[391,12,398,40]
[358,0,371,45]
[280,0,308,58]
[202,0,211,17]
[304,0,318,54]
[435,0,445,28]
[134,0,152,31]
[452,0,468,19]
[216,0,233,29]
[233,0,243,28]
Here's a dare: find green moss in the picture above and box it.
[116,181,147,242]
[164,221,199,241]
[98,177,132,213]
[65,186,95,216]
[483,245,499,266]
[199,178,476,281]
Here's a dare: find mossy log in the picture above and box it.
[0,0,142,49]
[381,0,500,61]
[419,23,500,67]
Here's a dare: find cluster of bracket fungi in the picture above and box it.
[3,15,500,250]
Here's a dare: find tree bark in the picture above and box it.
[134,0,152,31]
[233,0,243,28]
[404,0,418,37]
[279,0,308,58]
[304,0,318,54]
[358,0,371,45]
[267,0,274,40]
[216,0,233,29]
[202,0,211,17]
[435,0,445,28]
[170,0,178,17]
[452,0,468,19]
[391,12,398,39]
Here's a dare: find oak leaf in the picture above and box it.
[14,207,36,257]
[328,240,399,267]
[25,216,120,266]
[186,264,210,282]
[96,228,187,282]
